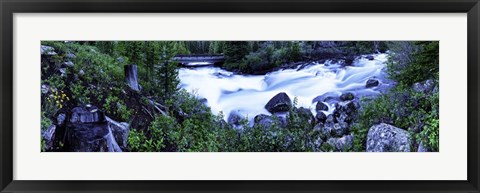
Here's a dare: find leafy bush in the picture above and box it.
[103,95,132,122]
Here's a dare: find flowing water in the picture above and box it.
[178,54,391,122]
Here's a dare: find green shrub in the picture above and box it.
[70,83,90,104]
[387,41,439,86]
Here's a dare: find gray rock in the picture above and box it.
[413,79,435,94]
[265,92,292,113]
[366,55,375,60]
[311,137,324,151]
[314,122,331,140]
[228,110,245,126]
[315,112,327,123]
[42,124,56,151]
[336,112,353,124]
[41,84,49,94]
[59,68,67,77]
[116,57,125,63]
[417,142,431,152]
[366,123,412,152]
[63,61,74,67]
[65,52,76,59]
[41,45,57,55]
[316,102,329,111]
[331,122,349,137]
[57,113,66,126]
[254,114,275,128]
[335,100,358,115]
[326,134,354,151]
[326,114,335,124]
[339,92,354,101]
[366,78,380,88]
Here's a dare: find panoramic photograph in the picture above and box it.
[41,41,439,152]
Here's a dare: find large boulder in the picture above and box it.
[366,123,412,152]
[265,92,292,113]
[366,78,380,88]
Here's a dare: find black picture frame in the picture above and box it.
[1,0,479,192]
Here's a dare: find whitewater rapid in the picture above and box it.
[178,54,390,122]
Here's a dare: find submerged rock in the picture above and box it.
[366,123,412,152]
[265,92,292,113]
[366,55,375,60]
[366,78,380,88]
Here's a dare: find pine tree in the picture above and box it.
[224,41,249,63]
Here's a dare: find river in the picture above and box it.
[178,53,391,123]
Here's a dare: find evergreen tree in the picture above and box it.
[224,41,249,63]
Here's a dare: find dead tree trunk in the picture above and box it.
[124,64,140,91]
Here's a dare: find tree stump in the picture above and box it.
[124,64,140,91]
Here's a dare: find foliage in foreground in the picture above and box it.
[351,41,440,152]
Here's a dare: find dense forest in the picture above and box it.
[41,41,439,152]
